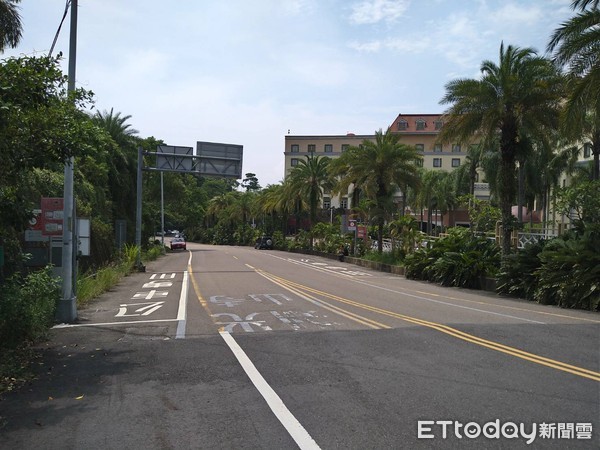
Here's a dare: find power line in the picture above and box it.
[48,0,71,57]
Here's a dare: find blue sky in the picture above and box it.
[4,0,575,186]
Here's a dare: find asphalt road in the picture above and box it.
[1,242,598,449]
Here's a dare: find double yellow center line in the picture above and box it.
[255,268,600,382]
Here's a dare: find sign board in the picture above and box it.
[348,220,357,231]
[155,145,194,172]
[196,141,243,179]
[78,218,91,256]
[25,209,48,242]
[357,225,367,239]
[41,198,64,236]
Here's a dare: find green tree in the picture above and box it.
[241,173,261,192]
[452,143,489,197]
[330,128,421,252]
[287,154,333,248]
[548,0,600,180]
[439,43,564,256]
[91,108,142,243]
[93,108,139,147]
[416,170,456,235]
[0,55,95,274]
[0,0,22,52]
[254,183,286,234]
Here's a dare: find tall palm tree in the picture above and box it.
[92,108,140,230]
[329,128,422,252]
[287,154,333,247]
[523,138,580,227]
[439,43,564,256]
[93,108,139,148]
[254,183,286,233]
[0,0,22,52]
[416,170,456,235]
[452,142,488,197]
[548,0,600,180]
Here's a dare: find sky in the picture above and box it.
[3,0,576,187]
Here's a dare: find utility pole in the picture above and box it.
[135,146,144,271]
[56,0,78,323]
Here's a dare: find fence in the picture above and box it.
[371,228,561,253]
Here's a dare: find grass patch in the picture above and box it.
[76,243,163,306]
[362,250,403,266]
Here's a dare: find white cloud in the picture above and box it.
[348,40,383,52]
[281,0,317,16]
[492,3,542,25]
[349,0,410,25]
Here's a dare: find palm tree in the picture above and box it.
[254,183,290,233]
[93,108,139,148]
[439,43,564,256]
[523,138,579,227]
[206,192,238,227]
[287,154,333,247]
[548,0,600,179]
[92,108,140,231]
[417,170,455,235]
[452,142,489,197]
[329,128,422,253]
[0,0,22,52]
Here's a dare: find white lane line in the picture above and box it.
[175,271,189,339]
[219,331,321,450]
[265,253,545,324]
[53,318,178,328]
[351,278,547,324]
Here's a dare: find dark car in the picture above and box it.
[170,237,187,251]
[254,236,273,250]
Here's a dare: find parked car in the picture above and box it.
[254,236,273,250]
[170,237,187,251]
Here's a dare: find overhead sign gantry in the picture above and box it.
[135,142,243,269]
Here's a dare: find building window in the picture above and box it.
[324,144,333,153]
[434,120,443,130]
[308,144,316,153]
[434,144,442,152]
[398,120,408,130]
[323,197,331,209]
[291,144,299,153]
[452,144,461,153]
[416,159,423,167]
[433,158,442,168]
[291,158,300,167]
[452,158,461,167]
[415,144,424,152]
[340,198,348,209]
[416,120,426,130]
[584,143,592,158]
[341,144,349,152]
